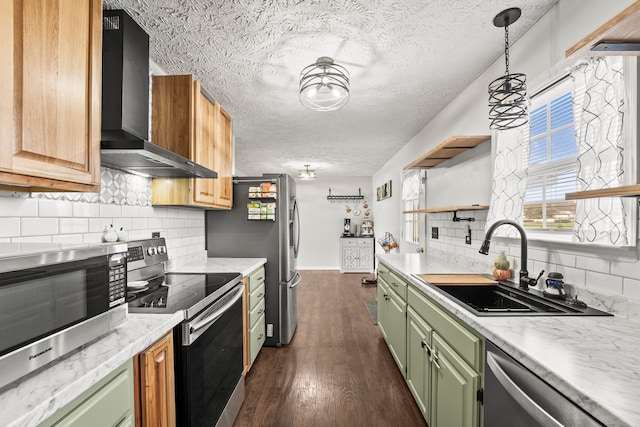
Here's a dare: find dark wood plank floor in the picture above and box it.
[233,270,428,427]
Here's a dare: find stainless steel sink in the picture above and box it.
[413,277,612,317]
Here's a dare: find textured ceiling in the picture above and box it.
[103,0,558,178]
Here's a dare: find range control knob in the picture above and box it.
[157,245,167,254]
[147,246,157,256]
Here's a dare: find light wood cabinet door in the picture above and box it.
[151,75,234,209]
[137,332,176,427]
[0,0,101,192]
[212,102,233,208]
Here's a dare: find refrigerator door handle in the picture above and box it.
[288,271,302,288]
[293,197,301,258]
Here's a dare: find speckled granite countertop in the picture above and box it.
[377,253,640,427]
[167,257,266,277]
[0,257,266,427]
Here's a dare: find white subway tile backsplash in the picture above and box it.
[131,218,148,230]
[59,218,89,234]
[148,218,163,229]
[553,265,586,288]
[21,218,58,236]
[0,197,38,217]
[585,270,623,295]
[100,204,122,218]
[0,218,20,238]
[622,278,640,301]
[576,256,610,274]
[121,205,141,217]
[38,199,73,217]
[52,234,85,244]
[72,202,100,218]
[89,218,113,233]
[12,236,52,243]
[140,206,155,217]
[83,233,103,244]
[609,259,640,280]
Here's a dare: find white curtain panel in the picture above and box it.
[571,57,629,246]
[485,128,529,238]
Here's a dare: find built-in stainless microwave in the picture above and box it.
[0,242,128,389]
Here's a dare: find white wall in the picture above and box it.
[371,0,640,305]
[296,176,373,269]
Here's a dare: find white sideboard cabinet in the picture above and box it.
[340,237,374,273]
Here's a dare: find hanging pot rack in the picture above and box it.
[327,188,364,201]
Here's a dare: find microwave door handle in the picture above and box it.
[288,272,302,289]
[189,287,244,334]
[486,352,564,427]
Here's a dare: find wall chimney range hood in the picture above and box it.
[100,10,217,179]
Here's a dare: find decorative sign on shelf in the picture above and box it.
[376,180,392,201]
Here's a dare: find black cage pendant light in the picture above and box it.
[299,57,350,111]
[488,7,528,130]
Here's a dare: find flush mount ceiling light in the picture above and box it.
[488,7,528,130]
[298,164,317,180]
[299,57,350,112]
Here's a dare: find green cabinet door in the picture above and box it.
[387,287,407,376]
[406,307,433,419]
[430,333,481,427]
[377,277,389,340]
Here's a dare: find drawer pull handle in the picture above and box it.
[258,333,264,339]
[421,340,432,357]
[257,293,264,298]
[258,309,263,314]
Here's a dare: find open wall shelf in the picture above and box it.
[565,184,640,200]
[404,135,490,170]
[402,205,489,214]
[565,2,640,58]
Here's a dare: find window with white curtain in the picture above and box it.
[402,169,423,244]
[523,78,578,233]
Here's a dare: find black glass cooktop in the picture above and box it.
[127,272,242,318]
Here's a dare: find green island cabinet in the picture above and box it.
[378,261,484,427]
[377,262,408,376]
[39,359,135,427]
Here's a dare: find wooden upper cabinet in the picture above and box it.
[212,102,233,208]
[0,0,102,192]
[151,75,233,209]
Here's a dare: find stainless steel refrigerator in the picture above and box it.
[205,174,301,347]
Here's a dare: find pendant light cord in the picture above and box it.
[504,20,510,75]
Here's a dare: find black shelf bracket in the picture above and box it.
[327,187,365,201]
[452,211,475,222]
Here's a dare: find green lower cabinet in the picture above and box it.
[387,286,407,376]
[430,333,481,427]
[406,307,433,419]
[39,359,135,427]
[377,277,390,340]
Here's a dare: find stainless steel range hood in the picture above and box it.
[100,10,217,179]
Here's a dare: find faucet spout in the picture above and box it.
[479,219,532,289]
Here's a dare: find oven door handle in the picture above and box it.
[189,286,244,335]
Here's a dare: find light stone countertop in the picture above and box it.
[377,252,640,427]
[0,312,184,427]
[167,257,267,277]
[0,257,265,427]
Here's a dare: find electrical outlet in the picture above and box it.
[267,323,274,337]
[465,235,471,245]
[431,227,439,239]
[152,231,160,238]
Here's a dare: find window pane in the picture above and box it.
[544,201,576,230]
[530,105,547,137]
[550,93,573,129]
[550,127,577,160]
[529,137,547,165]
[524,179,543,203]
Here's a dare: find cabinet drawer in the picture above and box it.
[249,281,265,311]
[248,267,265,293]
[378,262,392,285]
[342,239,358,247]
[387,271,408,301]
[358,239,373,247]
[249,313,266,366]
[249,298,265,328]
[408,286,482,369]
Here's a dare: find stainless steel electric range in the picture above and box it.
[126,238,244,427]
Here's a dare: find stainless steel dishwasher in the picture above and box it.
[484,340,604,426]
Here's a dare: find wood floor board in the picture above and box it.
[234,271,427,427]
